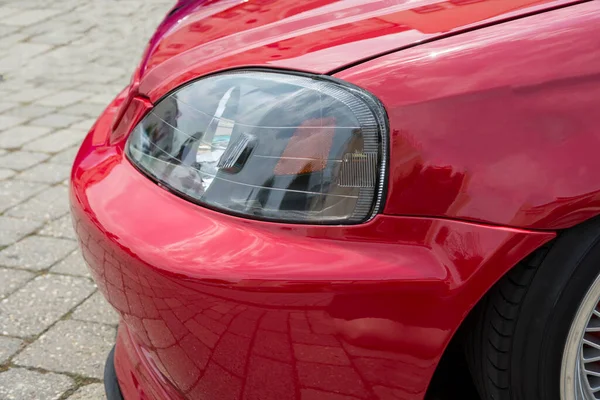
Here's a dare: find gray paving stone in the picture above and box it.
[29,114,82,129]
[3,104,54,119]
[0,102,15,114]
[50,250,90,277]
[0,215,43,247]
[0,168,14,180]
[0,235,77,270]
[0,0,174,392]
[22,129,84,153]
[0,336,22,364]
[0,125,52,149]
[17,162,71,184]
[6,185,70,221]
[59,102,104,118]
[2,87,55,104]
[5,42,51,58]
[48,145,79,165]
[37,91,93,107]
[87,93,115,106]
[16,20,59,36]
[73,291,119,326]
[29,32,75,46]
[83,83,122,94]
[0,82,31,94]
[0,33,29,48]
[0,26,18,40]
[14,320,115,378]
[0,150,49,170]
[0,6,20,19]
[24,79,78,92]
[68,383,106,400]
[0,179,47,213]
[2,9,62,26]
[0,268,34,298]
[0,115,24,131]
[39,214,76,239]
[70,118,96,131]
[0,274,95,337]
[0,368,73,400]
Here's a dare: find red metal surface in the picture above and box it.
[115,325,181,400]
[69,1,600,399]
[70,99,553,399]
[137,0,579,103]
[110,96,153,145]
[336,1,600,230]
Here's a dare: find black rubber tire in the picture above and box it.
[465,216,600,399]
[104,346,124,400]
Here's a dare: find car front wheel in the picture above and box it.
[465,217,600,400]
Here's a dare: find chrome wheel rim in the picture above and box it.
[562,273,600,400]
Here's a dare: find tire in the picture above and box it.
[465,217,600,399]
[104,346,124,400]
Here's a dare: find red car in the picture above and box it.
[70,0,600,399]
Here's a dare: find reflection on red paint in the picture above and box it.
[67,0,600,399]
[146,0,557,72]
[337,1,600,229]
[137,0,571,101]
[407,0,551,32]
[71,98,553,398]
[145,0,339,71]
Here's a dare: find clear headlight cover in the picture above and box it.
[126,71,387,224]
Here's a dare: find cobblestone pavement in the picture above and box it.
[0,1,173,398]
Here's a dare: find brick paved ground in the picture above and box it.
[0,1,172,398]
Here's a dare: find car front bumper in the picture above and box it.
[71,93,553,400]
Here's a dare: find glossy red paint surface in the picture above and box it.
[71,98,553,399]
[68,1,600,399]
[137,0,579,103]
[337,1,600,229]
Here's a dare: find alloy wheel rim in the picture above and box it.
[562,273,600,400]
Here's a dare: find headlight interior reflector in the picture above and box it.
[126,71,387,224]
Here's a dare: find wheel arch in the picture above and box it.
[426,214,600,398]
[425,238,554,398]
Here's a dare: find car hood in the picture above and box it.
[138,0,576,101]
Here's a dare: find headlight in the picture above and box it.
[126,70,388,224]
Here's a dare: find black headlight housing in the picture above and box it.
[126,70,388,224]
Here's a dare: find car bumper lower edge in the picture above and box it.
[72,94,555,400]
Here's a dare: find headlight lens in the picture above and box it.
[126,71,387,224]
